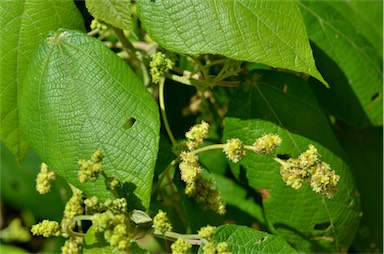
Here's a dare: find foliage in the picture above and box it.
[0,0,382,253]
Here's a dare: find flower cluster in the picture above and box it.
[152,210,172,234]
[150,51,176,84]
[252,134,282,154]
[1,218,31,242]
[92,210,132,252]
[198,225,231,254]
[61,188,84,237]
[36,163,56,194]
[223,138,246,163]
[78,150,103,183]
[185,120,210,150]
[185,176,226,215]
[179,121,226,215]
[90,19,108,30]
[280,145,340,198]
[170,238,192,254]
[62,236,83,254]
[31,220,61,238]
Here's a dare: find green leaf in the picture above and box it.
[136,0,328,86]
[85,0,131,30]
[0,0,85,163]
[339,126,383,253]
[223,71,361,252]
[298,1,383,126]
[19,29,160,209]
[83,226,115,253]
[327,1,383,57]
[202,224,296,254]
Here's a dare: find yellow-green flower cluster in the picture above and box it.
[280,145,340,198]
[1,218,31,242]
[198,225,231,254]
[198,225,216,241]
[36,163,56,194]
[252,134,282,154]
[223,138,246,163]
[185,176,226,215]
[31,220,61,238]
[185,120,210,150]
[61,188,84,237]
[92,210,132,252]
[90,19,108,30]
[179,151,202,184]
[78,150,103,183]
[150,51,175,84]
[170,238,192,254]
[61,236,83,254]
[152,210,172,234]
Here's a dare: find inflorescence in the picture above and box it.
[150,51,176,84]
[36,163,56,194]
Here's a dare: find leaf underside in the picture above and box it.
[20,29,160,209]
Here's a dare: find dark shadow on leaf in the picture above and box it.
[115,182,145,211]
[273,222,331,253]
[309,42,371,128]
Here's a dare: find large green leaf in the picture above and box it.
[199,224,296,254]
[0,0,85,163]
[136,0,328,86]
[85,0,131,30]
[298,1,383,126]
[223,71,361,252]
[327,1,383,57]
[19,29,160,209]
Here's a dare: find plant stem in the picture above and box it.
[189,144,226,155]
[159,78,177,146]
[153,230,202,245]
[113,28,140,64]
[152,157,180,195]
[63,215,93,237]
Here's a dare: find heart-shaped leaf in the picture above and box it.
[223,70,360,252]
[136,0,328,86]
[0,0,85,162]
[20,29,160,209]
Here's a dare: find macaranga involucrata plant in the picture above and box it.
[0,0,382,254]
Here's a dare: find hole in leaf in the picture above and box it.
[277,154,290,160]
[314,222,331,231]
[371,92,380,101]
[123,117,136,130]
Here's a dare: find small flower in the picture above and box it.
[223,138,246,163]
[150,51,176,84]
[31,220,61,237]
[179,151,202,184]
[61,236,83,254]
[198,225,216,241]
[1,218,31,242]
[61,188,84,237]
[104,198,127,214]
[185,121,210,150]
[297,144,320,169]
[171,238,192,254]
[78,150,103,183]
[36,163,56,194]
[203,242,217,254]
[84,196,105,214]
[310,161,340,198]
[185,176,226,215]
[153,210,172,234]
[252,134,282,154]
[216,242,231,254]
[280,160,309,190]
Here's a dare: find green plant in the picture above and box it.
[1,1,382,253]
